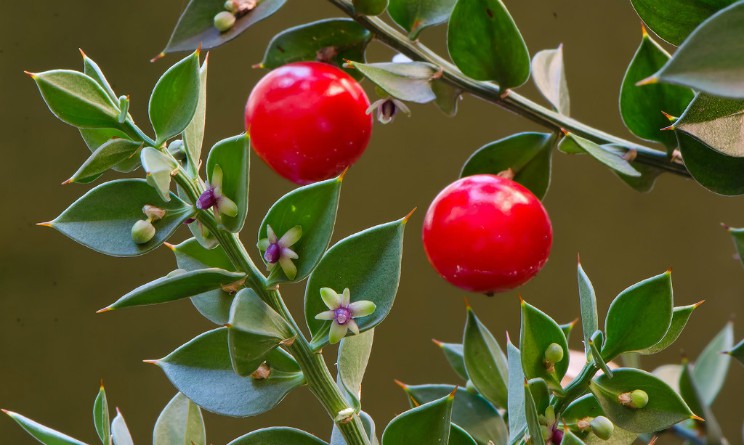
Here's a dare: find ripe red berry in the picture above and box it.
[245,62,372,184]
[422,174,553,293]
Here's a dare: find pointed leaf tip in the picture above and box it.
[96,307,113,314]
[635,75,659,86]
[463,297,472,309]
[150,52,166,63]
[23,71,36,79]
[61,178,73,185]
[641,22,649,37]
[142,359,159,365]
[36,221,53,228]
[432,338,444,347]
[78,48,87,58]
[402,207,417,224]
[338,166,350,182]
[693,299,705,308]
[691,414,705,422]
[394,379,409,390]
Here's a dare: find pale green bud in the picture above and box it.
[131,220,155,244]
[544,342,564,363]
[214,11,236,32]
[590,416,614,440]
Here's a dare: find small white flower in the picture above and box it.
[314,287,376,344]
[257,225,302,280]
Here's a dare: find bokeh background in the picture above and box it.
[1,1,742,443]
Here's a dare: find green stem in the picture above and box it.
[553,362,600,415]
[326,0,691,178]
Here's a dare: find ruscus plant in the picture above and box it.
[6,0,744,444]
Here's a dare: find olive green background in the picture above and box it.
[1,1,742,443]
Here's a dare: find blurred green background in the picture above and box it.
[1,1,742,443]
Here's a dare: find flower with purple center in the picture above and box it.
[257,225,302,280]
[314,287,376,344]
[366,97,410,124]
[196,165,238,223]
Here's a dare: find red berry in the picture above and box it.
[245,62,372,184]
[422,174,553,293]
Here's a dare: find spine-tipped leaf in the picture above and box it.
[463,307,508,408]
[149,51,201,144]
[153,393,207,445]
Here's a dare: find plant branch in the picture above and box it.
[327,0,691,178]
[552,361,600,415]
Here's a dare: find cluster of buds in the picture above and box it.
[543,342,564,373]
[618,389,649,409]
[131,205,166,245]
[214,0,257,32]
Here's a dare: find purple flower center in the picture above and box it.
[264,243,282,264]
[381,100,397,119]
[550,425,563,444]
[334,307,352,325]
[197,186,218,210]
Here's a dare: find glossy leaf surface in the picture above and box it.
[149,51,201,144]
[676,93,744,157]
[153,393,206,445]
[206,134,250,232]
[388,0,457,39]
[520,301,569,388]
[463,307,508,408]
[629,0,736,45]
[677,130,744,195]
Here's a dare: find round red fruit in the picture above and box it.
[245,62,372,184]
[422,174,553,293]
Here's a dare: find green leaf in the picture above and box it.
[460,132,553,200]
[677,130,744,195]
[261,19,372,80]
[402,384,507,445]
[4,410,86,445]
[49,179,193,257]
[30,70,120,128]
[449,425,477,445]
[532,45,570,116]
[601,271,673,361]
[561,430,585,445]
[562,395,639,445]
[381,392,456,445]
[620,31,694,150]
[629,0,736,45]
[523,381,544,445]
[520,300,569,389]
[463,307,508,408]
[353,0,388,16]
[103,268,245,311]
[172,238,237,324]
[649,1,744,97]
[305,217,407,347]
[679,363,723,444]
[527,378,550,414]
[156,328,304,417]
[675,93,744,157]
[589,368,693,433]
[153,393,207,445]
[435,341,468,381]
[447,0,529,88]
[727,338,744,366]
[81,50,118,101]
[350,61,438,103]
[388,0,457,39]
[163,0,287,53]
[506,340,525,445]
[637,303,698,354]
[692,321,734,405]
[338,329,375,404]
[93,384,109,445]
[259,176,342,285]
[111,410,134,445]
[79,128,141,173]
[149,51,200,144]
[67,138,142,184]
[560,320,577,343]
[141,147,179,202]
[183,58,209,177]
[558,134,641,177]
[432,79,462,116]
[612,161,663,193]
[229,427,328,445]
[577,260,598,356]
[206,134,250,232]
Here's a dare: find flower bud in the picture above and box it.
[544,342,564,364]
[590,416,614,440]
[214,11,236,32]
[618,389,649,409]
[131,220,156,244]
[142,204,166,222]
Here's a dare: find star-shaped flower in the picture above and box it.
[257,225,302,280]
[315,287,376,344]
[196,165,238,223]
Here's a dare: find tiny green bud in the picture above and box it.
[131,220,156,244]
[214,11,236,32]
[590,416,614,440]
[618,389,649,409]
[117,95,129,124]
[545,405,556,425]
[224,0,237,12]
[544,342,564,363]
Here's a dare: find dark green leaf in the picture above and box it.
[149,51,201,144]
[449,425,477,445]
[30,70,120,128]
[183,58,209,177]
[620,31,694,150]
[435,341,468,381]
[206,134,250,232]
[338,329,375,404]
[463,307,508,408]
[676,93,744,157]
[262,19,372,80]
[403,384,507,445]
[601,271,673,361]
[259,176,342,285]
[677,130,744,195]
[79,128,141,173]
[67,138,142,184]
[523,381,545,445]
[381,393,455,445]
[527,378,550,414]
[5,410,86,445]
[679,363,723,444]
[692,321,733,405]
[388,0,457,39]
[562,395,639,445]
[305,218,407,347]
[353,0,388,16]
[93,384,109,445]
[81,50,118,101]
[461,132,553,199]
[558,134,640,177]
[172,238,237,324]
[163,0,287,53]
[229,427,328,445]
[156,328,303,417]
[520,301,569,389]
[351,61,438,103]
[112,410,134,445]
[650,1,744,97]
[506,340,525,445]
[577,260,598,356]
[589,368,693,433]
[532,45,570,115]
[637,303,698,354]
[447,0,529,88]
[611,160,663,193]
[727,338,744,366]
[629,0,736,45]
[49,179,193,257]
[153,393,207,445]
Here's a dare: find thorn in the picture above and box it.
[100,379,105,390]
[196,43,202,56]
[660,124,676,131]
[338,167,350,182]
[666,267,673,275]
[203,51,210,65]
[447,386,458,399]
[560,128,570,136]
[23,70,37,79]
[691,414,705,422]
[519,295,525,305]
[464,297,471,310]
[251,63,264,69]
[647,436,658,445]
[142,359,159,365]
[96,307,113,314]
[163,242,176,251]
[577,252,581,264]
[661,111,677,122]
[693,299,705,308]
[1,409,10,415]
[150,52,166,63]
[505,330,511,344]
[641,22,649,38]
[721,222,731,231]
[432,338,444,347]
[61,178,73,185]
[79,48,88,59]
[116,407,122,416]
[36,221,53,228]
[636,75,659,87]
[393,379,409,390]
[402,207,417,224]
